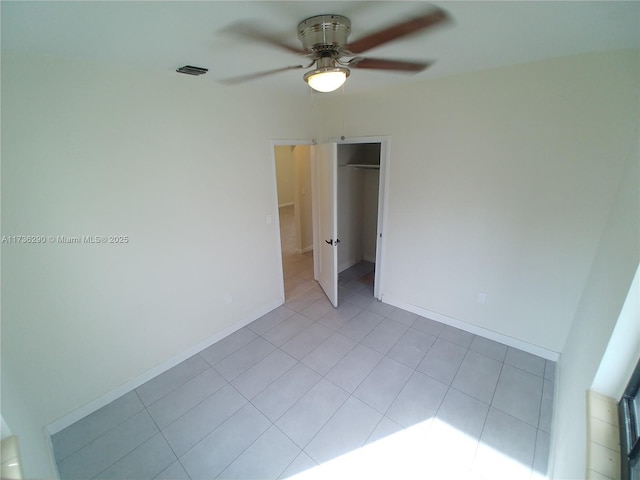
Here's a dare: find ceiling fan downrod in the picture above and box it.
[297,14,351,53]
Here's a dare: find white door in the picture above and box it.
[312,142,339,307]
[373,139,388,300]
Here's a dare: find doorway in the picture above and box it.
[273,144,315,300]
[310,137,389,306]
[273,137,388,307]
[336,142,382,301]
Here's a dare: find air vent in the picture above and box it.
[176,65,208,76]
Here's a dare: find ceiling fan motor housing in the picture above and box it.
[298,15,351,54]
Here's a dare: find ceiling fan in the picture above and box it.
[223,6,452,92]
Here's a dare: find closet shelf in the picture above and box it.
[347,164,380,170]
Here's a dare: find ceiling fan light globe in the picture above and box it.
[304,67,350,93]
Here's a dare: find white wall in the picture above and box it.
[3,47,638,480]
[0,52,311,478]
[591,265,640,399]
[551,148,639,479]
[274,146,295,206]
[292,145,313,253]
[337,162,364,272]
[275,144,312,253]
[1,416,12,440]
[319,50,639,354]
[362,169,380,263]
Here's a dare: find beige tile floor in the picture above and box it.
[279,205,315,299]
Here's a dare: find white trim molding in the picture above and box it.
[382,295,560,361]
[46,297,284,436]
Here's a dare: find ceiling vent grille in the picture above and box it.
[176,65,208,76]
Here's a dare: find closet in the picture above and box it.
[337,143,381,275]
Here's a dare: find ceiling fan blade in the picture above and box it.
[220,65,305,85]
[345,8,451,55]
[348,57,432,73]
[223,22,305,55]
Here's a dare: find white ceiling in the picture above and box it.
[2,1,638,95]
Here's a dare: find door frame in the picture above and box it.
[270,139,316,302]
[270,135,391,303]
[311,142,339,306]
[331,135,390,301]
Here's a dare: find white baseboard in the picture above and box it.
[382,295,560,361]
[45,428,61,480]
[295,245,313,255]
[46,297,284,435]
[362,255,376,263]
[340,257,375,273]
[339,258,359,273]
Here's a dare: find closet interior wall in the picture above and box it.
[337,143,381,273]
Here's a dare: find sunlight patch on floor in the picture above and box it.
[284,417,540,480]
[284,418,467,480]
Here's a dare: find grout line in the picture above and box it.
[56,289,555,480]
[324,343,385,396]
[467,357,509,475]
[171,382,250,465]
[288,380,351,453]
[364,415,389,445]
[531,428,546,477]
[296,389,351,464]
[137,357,212,408]
[310,336,358,371]
[210,413,275,479]
[249,362,323,424]
[270,423,309,478]
[87,400,158,480]
[240,351,299,404]
[54,394,147,468]
[537,376,548,432]
[146,374,243,434]
[199,332,264,369]
[488,360,505,407]
[486,360,547,430]
[139,393,186,479]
